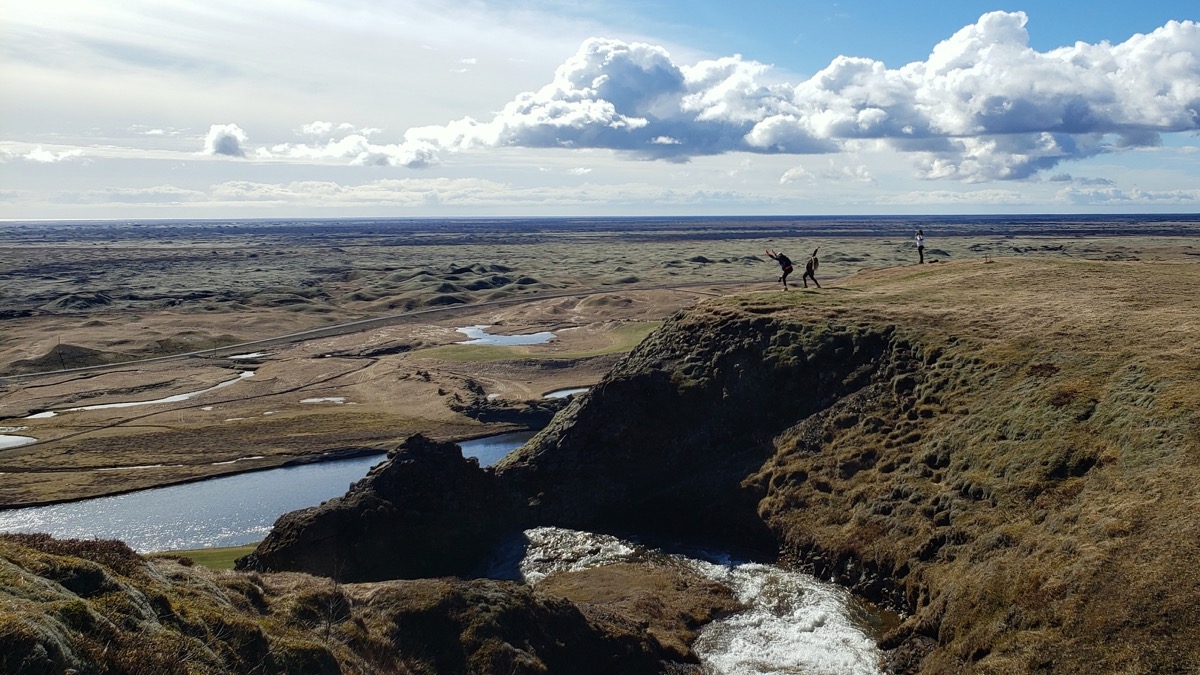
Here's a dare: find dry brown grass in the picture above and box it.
[715,256,1200,672]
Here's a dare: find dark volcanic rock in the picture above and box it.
[242,434,515,582]
[494,309,900,551]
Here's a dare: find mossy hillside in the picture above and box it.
[0,534,733,674]
[706,258,1200,672]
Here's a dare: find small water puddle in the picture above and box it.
[544,387,589,399]
[0,435,38,449]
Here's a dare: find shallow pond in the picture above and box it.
[0,434,38,449]
[544,387,589,399]
[456,325,555,345]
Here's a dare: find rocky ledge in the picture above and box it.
[246,259,1200,673]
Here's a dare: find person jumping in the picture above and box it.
[802,247,821,288]
[765,249,793,289]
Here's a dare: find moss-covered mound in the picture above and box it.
[8,343,130,374]
[504,258,1200,671]
[0,533,734,674]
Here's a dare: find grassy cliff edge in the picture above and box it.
[718,258,1200,671]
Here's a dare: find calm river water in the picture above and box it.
[0,431,535,553]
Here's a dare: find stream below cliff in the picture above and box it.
[487,526,887,675]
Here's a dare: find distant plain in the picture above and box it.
[1,216,1197,506]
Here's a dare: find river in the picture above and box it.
[0,431,536,553]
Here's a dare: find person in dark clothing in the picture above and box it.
[802,247,821,288]
[765,249,793,289]
[916,229,925,264]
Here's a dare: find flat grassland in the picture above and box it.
[1,217,1197,506]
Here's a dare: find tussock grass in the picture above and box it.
[0,533,730,674]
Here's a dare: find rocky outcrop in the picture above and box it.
[495,309,907,551]
[249,310,911,583]
[244,434,514,582]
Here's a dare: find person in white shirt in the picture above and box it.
[916,229,925,264]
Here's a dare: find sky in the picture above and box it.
[2,0,1199,220]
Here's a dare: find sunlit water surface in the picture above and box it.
[0,432,535,552]
[456,325,555,345]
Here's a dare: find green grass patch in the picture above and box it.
[155,544,259,570]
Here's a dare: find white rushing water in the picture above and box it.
[499,527,884,675]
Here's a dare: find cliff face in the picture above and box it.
[244,433,514,582]
[494,308,912,550]
[250,259,1200,673]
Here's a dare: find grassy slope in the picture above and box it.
[717,258,1200,672]
[0,534,735,674]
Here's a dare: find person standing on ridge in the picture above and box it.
[916,229,925,264]
[765,248,794,289]
[802,247,821,288]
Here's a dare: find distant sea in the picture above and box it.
[3,214,1199,241]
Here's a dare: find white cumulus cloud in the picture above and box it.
[203,123,249,157]
[23,147,85,163]
[393,12,1200,181]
